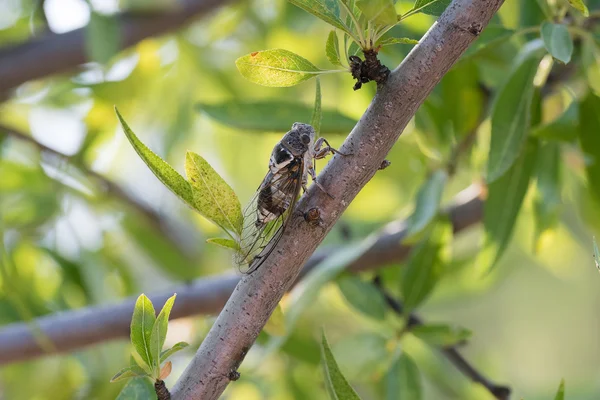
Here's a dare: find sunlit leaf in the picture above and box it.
[311,78,322,136]
[410,324,472,347]
[264,303,286,336]
[385,354,422,400]
[356,0,397,26]
[326,30,343,67]
[378,37,419,47]
[160,341,189,363]
[554,379,565,400]
[149,294,176,375]
[533,142,561,252]
[567,0,589,16]
[578,92,600,203]
[115,108,194,208]
[184,151,243,234]
[130,294,156,371]
[321,330,362,400]
[541,23,573,64]
[115,378,157,400]
[110,366,148,382]
[131,351,151,375]
[288,0,348,32]
[206,238,240,251]
[410,0,452,16]
[405,170,448,237]
[85,12,120,64]
[337,276,387,320]
[531,102,578,142]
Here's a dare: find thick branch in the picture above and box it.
[171,1,504,397]
[0,186,482,365]
[0,0,230,95]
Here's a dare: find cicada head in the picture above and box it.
[281,122,315,157]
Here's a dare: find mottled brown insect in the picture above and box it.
[235,123,342,273]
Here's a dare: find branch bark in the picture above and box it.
[171,1,504,398]
[0,0,230,95]
[0,186,482,365]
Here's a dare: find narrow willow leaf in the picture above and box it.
[487,47,542,182]
[533,142,561,252]
[578,93,600,203]
[321,331,362,400]
[160,341,189,363]
[378,37,419,47]
[337,276,387,320]
[401,219,452,312]
[206,238,239,251]
[531,102,578,142]
[288,0,348,32]
[159,361,172,380]
[567,0,589,16]
[410,324,472,347]
[554,379,565,400]
[356,0,397,26]
[411,0,452,16]
[197,101,356,134]
[311,78,322,136]
[385,354,422,400]
[110,366,148,382]
[264,304,286,336]
[541,23,573,64]
[405,170,448,237]
[115,108,194,208]
[326,30,343,67]
[115,378,157,400]
[582,38,600,96]
[236,49,325,87]
[130,294,156,370]
[149,294,176,375]
[86,12,120,64]
[480,140,539,270]
[131,351,152,375]
[184,151,243,234]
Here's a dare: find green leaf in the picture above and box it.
[554,379,565,400]
[487,46,543,182]
[321,330,362,400]
[288,0,348,32]
[116,377,157,400]
[110,366,149,383]
[533,142,562,252]
[197,101,356,134]
[541,23,573,64]
[582,38,600,96]
[236,49,326,87]
[326,30,343,67]
[385,354,422,400]
[410,0,452,16]
[184,151,243,235]
[337,276,387,320]
[149,294,176,375]
[462,25,515,58]
[567,0,589,16]
[348,41,361,57]
[378,37,419,47]
[264,303,286,336]
[405,170,448,237]
[85,12,120,64]
[115,108,194,208]
[130,351,152,375]
[356,0,397,26]
[578,92,600,204]
[480,140,539,270]
[206,238,240,251]
[311,78,322,136]
[531,102,578,142]
[410,324,472,347]
[160,341,189,363]
[401,219,452,312]
[130,294,156,371]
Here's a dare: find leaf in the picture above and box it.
[385,354,422,400]
[160,341,189,363]
[405,170,448,237]
[149,294,176,375]
[197,101,356,134]
[554,379,565,400]
[480,140,539,270]
[326,30,343,67]
[115,377,157,400]
[401,219,452,313]
[582,38,600,96]
[410,324,472,347]
[311,78,322,136]
[337,276,387,320]
[331,332,389,380]
[462,25,515,58]
[378,37,419,47]
[130,294,156,369]
[531,102,578,142]
[115,108,194,208]
[541,23,573,64]
[85,12,120,64]
[533,142,562,252]
[206,238,240,251]
[567,0,589,16]
[288,0,348,32]
[159,361,172,381]
[110,366,149,382]
[410,0,452,16]
[184,151,243,234]
[348,41,361,57]
[130,351,152,375]
[321,331,362,400]
[264,303,286,336]
[487,46,543,182]
[578,92,600,203]
[356,0,397,26]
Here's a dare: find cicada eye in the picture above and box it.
[301,134,310,144]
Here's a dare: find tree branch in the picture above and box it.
[0,0,230,95]
[171,1,504,397]
[0,186,482,365]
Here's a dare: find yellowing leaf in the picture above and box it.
[567,0,589,16]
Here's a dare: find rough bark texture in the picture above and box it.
[171,1,504,398]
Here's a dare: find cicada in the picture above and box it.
[235,122,343,274]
